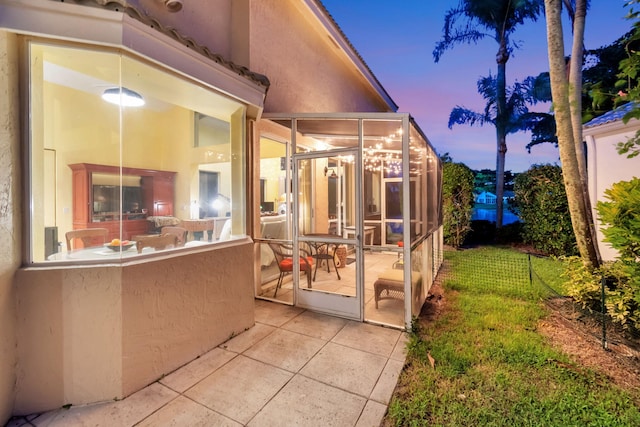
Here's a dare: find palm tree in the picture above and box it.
[434,0,544,228]
[449,73,553,174]
[544,0,600,268]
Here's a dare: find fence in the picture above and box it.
[438,247,640,351]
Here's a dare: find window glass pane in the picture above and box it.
[30,41,246,263]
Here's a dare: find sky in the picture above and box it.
[320,0,633,172]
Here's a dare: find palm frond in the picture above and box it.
[448,106,491,129]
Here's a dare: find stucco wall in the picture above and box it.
[0,29,19,424]
[248,0,391,113]
[127,0,233,60]
[14,241,254,415]
[586,123,640,261]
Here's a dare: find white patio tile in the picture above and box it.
[32,383,177,427]
[355,400,388,427]
[390,332,409,362]
[160,347,237,393]
[332,321,401,357]
[370,358,404,404]
[280,310,347,340]
[300,342,387,397]
[219,322,275,354]
[243,328,326,372]
[137,395,241,426]
[184,355,292,425]
[254,301,305,327]
[248,375,366,427]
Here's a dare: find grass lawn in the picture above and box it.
[386,246,640,427]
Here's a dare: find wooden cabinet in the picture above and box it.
[69,163,176,241]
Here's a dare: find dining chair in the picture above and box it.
[65,228,109,251]
[268,242,314,297]
[161,226,188,246]
[135,234,178,253]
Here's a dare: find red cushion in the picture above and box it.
[280,256,313,271]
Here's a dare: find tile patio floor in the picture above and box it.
[7,299,408,427]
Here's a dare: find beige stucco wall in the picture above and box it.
[585,121,640,261]
[246,0,392,113]
[14,241,254,414]
[127,0,233,60]
[0,29,19,424]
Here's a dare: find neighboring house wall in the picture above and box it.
[0,30,20,424]
[476,191,497,204]
[584,110,640,261]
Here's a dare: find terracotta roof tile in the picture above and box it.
[73,0,270,89]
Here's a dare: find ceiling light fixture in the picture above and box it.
[101,87,145,107]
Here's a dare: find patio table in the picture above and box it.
[303,233,342,281]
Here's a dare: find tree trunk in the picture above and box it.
[569,0,601,261]
[495,44,509,229]
[544,0,600,269]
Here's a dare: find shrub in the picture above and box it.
[512,164,577,256]
[597,178,640,263]
[442,162,475,248]
[595,177,640,329]
[562,256,640,330]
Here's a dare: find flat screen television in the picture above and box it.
[260,201,274,213]
[93,185,143,214]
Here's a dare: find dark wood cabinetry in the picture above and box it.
[69,163,176,240]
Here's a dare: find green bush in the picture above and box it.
[594,177,640,329]
[442,162,475,248]
[597,178,640,263]
[512,164,577,256]
[562,257,640,330]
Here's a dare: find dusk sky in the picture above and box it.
[321,0,632,172]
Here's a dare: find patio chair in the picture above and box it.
[161,226,188,246]
[136,234,178,253]
[268,242,314,297]
[65,228,109,250]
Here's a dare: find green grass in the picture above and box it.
[387,246,640,427]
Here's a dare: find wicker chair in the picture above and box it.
[268,242,314,297]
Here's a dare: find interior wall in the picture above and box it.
[43,82,194,245]
[0,29,19,424]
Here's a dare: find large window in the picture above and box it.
[29,41,247,263]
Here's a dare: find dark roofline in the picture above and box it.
[69,0,270,89]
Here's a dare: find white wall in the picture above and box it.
[585,120,640,261]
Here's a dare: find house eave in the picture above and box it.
[0,0,269,118]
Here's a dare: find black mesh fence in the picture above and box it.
[438,247,640,351]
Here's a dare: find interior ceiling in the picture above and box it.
[39,44,241,119]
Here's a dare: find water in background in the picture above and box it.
[472,207,520,225]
